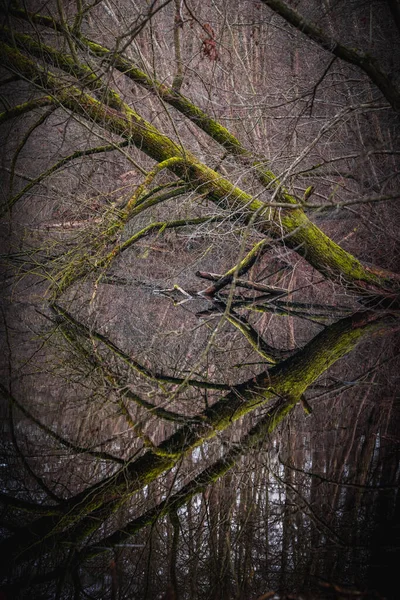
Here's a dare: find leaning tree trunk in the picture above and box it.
[0,309,394,577]
[0,38,399,299]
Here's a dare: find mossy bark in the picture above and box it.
[0,40,398,296]
[81,396,296,561]
[0,95,53,124]
[0,310,393,571]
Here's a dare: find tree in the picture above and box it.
[0,1,399,598]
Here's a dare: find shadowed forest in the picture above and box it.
[0,1,400,599]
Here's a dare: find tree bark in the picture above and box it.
[0,310,394,573]
[0,39,398,297]
[259,0,400,112]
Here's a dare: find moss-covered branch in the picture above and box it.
[52,215,222,296]
[0,8,301,203]
[122,156,185,214]
[225,311,292,364]
[0,39,398,297]
[78,36,302,205]
[200,239,271,297]
[80,395,295,561]
[0,310,393,571]
[0,27,125,111]
[125,184,188,218]
[0,95,53,125]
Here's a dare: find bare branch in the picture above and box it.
[260,0,400,111]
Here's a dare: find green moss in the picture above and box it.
[2,40,397,295]
[109,314,380,527]
[278,209,385,287]
[0,96,53,124]
[4,311,390,565]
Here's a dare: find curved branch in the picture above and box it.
[8,106,56,199]
[0,140,131,217]
[0,383,125,464]
[260,0,400,111]
[0,95,53,124]
[0,310,394,572]
[80,395,296,561]
[0,39,398,298]
[51,303,230,392]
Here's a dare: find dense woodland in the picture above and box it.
[0,1,400,599]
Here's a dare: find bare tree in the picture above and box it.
[0,1,399,598]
